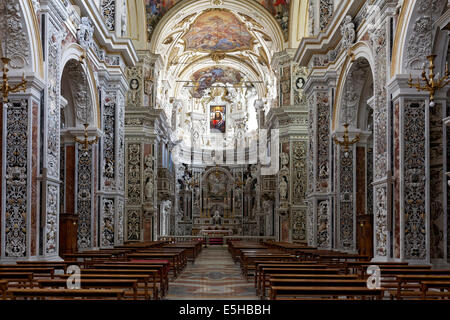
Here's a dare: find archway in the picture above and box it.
[334,56,374,255]
[59,57,97,255]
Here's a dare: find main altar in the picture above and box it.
[174,164,268,237]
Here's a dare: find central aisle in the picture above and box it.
[164,246,258,300]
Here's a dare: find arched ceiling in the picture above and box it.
[148,0,286,100]
[145,0,290,44]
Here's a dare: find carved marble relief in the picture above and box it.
[374,185,388,257]
[317,200,330,248]
[370,25,388,181]
[116,198,124,244]
[403,0,445,71]
[101,198,115,247]
[316,92,330,192]
[1,1,31,69]
[430,104,444,259]
[103,92,116,188]
[403,101,426,260]
[339,148,354,250]
[45,185,58,254]
[280,66,291,107]
[4,101,28,257]
[144,154,155,203]
[77,17,94,49]
[127,209,141,241]
[66,61,92,124]
[127,144,141,205]
[319,0,333,31]
[307,95,315,194]
[101,0,116,31]
[307,204,314,246]
[76,144,93,249]
[292,141,307,204]
[292,209,306,242]
[117,93,125,192]
[47,22,62,179]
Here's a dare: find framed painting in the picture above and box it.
[210,105,226,134]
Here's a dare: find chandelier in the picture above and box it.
[74,51,98,150]
[408,55,449,107]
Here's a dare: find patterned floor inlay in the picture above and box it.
[164,246,258,300]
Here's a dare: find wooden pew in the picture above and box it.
[259,268,341,299]
[316,254,369,264]
[344,261,409,275]
[37,279,139,300]
[127,253,182,277]
[0,280,7,299]
[0,272,34,288]
[162,242,202,261]
[270,286,384,300]
[16,261,82,271]
[136,249,188,269]
[55,273,155,300]
[90,263,166,296]
[100,260,170,294]
[393,275,450,300]
[240,254,296,279]
[0,267,55,278]
[255,263,329,296]
[420,281,450,299]
[80,269,161,298]
[269,278,369,299]
[62,252,117,264]
[6,288,126,300]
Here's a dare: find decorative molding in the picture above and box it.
[4,100,29,257]
[76,144,93,249]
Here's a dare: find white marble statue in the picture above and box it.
[279,177,288,200]
[212,209,222,225]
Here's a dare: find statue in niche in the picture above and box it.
[145,177,154,201]
[279,176,288,200]
[212,209,222,225]
[193,186,200,206]
[234,190,242,209]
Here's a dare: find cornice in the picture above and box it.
[73,0,138,66]
[294,0,365,66]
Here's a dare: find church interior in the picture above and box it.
[0,0,449,302]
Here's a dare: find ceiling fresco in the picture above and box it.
[145,0,290,43]
[145,0,182,41]
[190,66,244,98]
[182,9,255,53]
[253,0,290,41]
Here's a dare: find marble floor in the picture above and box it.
[164,246,258,300]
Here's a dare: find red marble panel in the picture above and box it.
[394,102,401,258]
[0,103,3,256]
[30,101,38,255]
[143,218,152,242]
[65,146,75,214]
[144,143,151,158]
[356,147,366,215]
[281,217,289,242]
